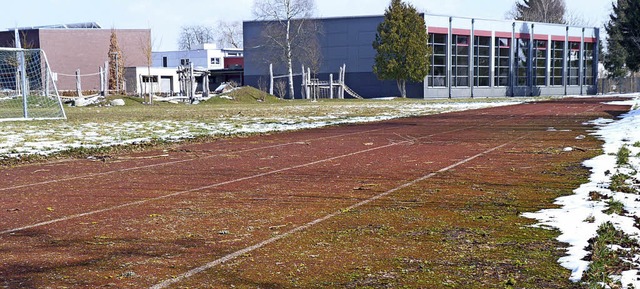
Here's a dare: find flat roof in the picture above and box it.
[244,13,598,29]
[6,22,102,30]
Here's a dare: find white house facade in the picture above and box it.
[152,44,243,71]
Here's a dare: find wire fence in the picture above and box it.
[55,68,107,97]
[598,77,640,95]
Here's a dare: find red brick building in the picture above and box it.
[0,23,150,91]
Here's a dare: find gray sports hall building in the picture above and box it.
[243,14,599,99]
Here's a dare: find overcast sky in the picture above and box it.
[1,0,614,51]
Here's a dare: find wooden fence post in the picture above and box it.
[75,69,83,97]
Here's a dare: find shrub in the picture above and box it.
[610,173,636,194]
[616,145,631,166]
[604,199,625,215]
[583,222,623,287]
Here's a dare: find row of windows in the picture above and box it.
[475,36,491,87]
[516,38,529,86]
[179,58,222,66]
[551,41,564,85]
[495,38,510,86]
[452,35,469,87]
[584,42,595,85]
[427,33,596,88]
[430,34,447,86]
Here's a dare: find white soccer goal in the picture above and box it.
[0,48,66,121]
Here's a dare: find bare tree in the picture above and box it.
[178,25,215,50]
[564,11,594,26]
[216,21,243,48]
[257,76,268,93]
[4,31,35,68]
[298,21,322,77]
[508,0,566,24]
[253,0,316,99]
[140,34,155,104]
[6,31,35,49]
[274,80,288,98]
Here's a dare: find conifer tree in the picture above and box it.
[107,29,125,93]
[618,0,640,71]
[604,0,629,79]
[373,0,430,98]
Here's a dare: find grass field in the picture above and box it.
[64,88,530,122]
[0,87,531,163]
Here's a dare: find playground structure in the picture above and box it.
[269,63,363,99]
[56,63,204,105]
[150,64,241,104]
[176,63,211,103]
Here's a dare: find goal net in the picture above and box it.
[0,48,66,121]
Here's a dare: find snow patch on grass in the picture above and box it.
[0,101,520,160]
[523,95,640,287]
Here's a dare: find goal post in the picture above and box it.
[0,47,66,121]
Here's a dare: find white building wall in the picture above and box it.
[124,67,180,95]
[152,44,237,70]
[206,49,225,70]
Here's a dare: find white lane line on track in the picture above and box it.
[148,135,527,289]
[1,101,549,236]
[0,127,386,192]
[0,99,578,194]
[3,97,541,194]
[0,123,473,236]
[5,98,577,238]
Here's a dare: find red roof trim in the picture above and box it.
[474,30,492,37]
[534,34,548,40]
[495,31,512,38]
[452,28,471,35]
[568,36,582,42]
[427,26,448,34]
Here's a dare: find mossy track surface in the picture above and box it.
[0,97,631,288]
